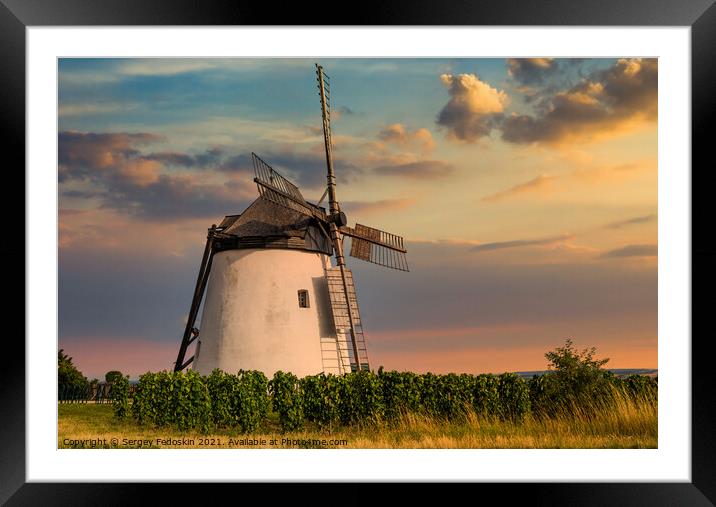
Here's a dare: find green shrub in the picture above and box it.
[301,373,340,429]
[269,371,304,432]
[473,374,500,417]
[337,371,384,426]
[377,369,421,421]
[132,371,171,426]
[621,374,658,401]
[235,370,270,433]
[434,373,474,420]
[170,369,212,432]
[497,372,531,421]
[110,375,130,419]
[131,370,210,432]
[418,372,442,417]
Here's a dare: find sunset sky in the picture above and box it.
[58,58,657,380]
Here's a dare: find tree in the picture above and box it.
[544,338,610,400]
[58,349,87,388]
[105,370,124,384]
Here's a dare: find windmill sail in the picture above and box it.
[252,152,327,220]
[343,224,409,271]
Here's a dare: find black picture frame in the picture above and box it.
[3,0,714,504]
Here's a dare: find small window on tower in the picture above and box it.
[298,290,310,308]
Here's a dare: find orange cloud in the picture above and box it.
[377,123,435,155]
[501,58,657,145]
[437,73,509,141]
[482,174,558,203]
[343,198,417,216]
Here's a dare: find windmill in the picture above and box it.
[173,63,408,377]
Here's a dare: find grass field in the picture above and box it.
[58,392,657,449]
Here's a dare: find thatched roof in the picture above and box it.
[213,197,333,255]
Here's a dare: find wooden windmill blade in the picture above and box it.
[341,223,409,272]
[251,152,328,222]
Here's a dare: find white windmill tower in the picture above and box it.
[173,64,409,377]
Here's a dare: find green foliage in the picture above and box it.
[132,371,172,426]
[110,374,130,419]
[105,370,124,384]
[336,371,384,426]
[171,369,212,432]
[497,373,531,421]
[301,373,340,429]
[234,370,270,433]
[438,373,475,420]
[377,369,421,421]
[544,338,611,405]
[58,349,87,389]
[472,374,500,417]
[269,371,304,432]
[528,373,562,417]
[621,374,658,401]
[119,361,655,435]
[131,370,211,432]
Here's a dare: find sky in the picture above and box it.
[57,58,658,380]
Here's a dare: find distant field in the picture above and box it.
[58,397,657,449]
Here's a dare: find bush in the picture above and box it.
[269,371,304,432]
[170,369,212,432]
[105,370,124,384]
[301,373,340,429]
[377,369,421,421]
[206,369,269,433]
[132,371,172,426]
[472,374,500,417]
[434,373,474,420]
[497,373,531,421]
[131,370,211,432]
[119,361,655,434]
[58,349,87,390]
[528,373,561,417]
[110,374,130,419]
[621,374,658,401]
[337,371,384,426]
[235,370,270,433]
[544,338,611,403]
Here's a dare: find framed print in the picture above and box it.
[4,0,715,504]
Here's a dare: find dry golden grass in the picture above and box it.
[58,390,656,449]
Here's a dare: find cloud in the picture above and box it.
[506,58,558,85]
[221,150,360,189]
[342,198,416,216]
[101,174,254,220]
[144,147,224,168]
[372,160,454,179]
[333,106,359,119]
[436,73,509,142]
[482,174,558,203]
[605,214,657,229]
[377,123,435,154]
[600,244,658,258]
[470,234,573,253]
[58,103,130,117]
[59,131,255,220]
[501,58,658,145]
[58,131,163,181]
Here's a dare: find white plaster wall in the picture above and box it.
[193,248,337,378]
